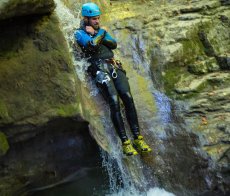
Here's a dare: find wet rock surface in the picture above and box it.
[103,0,230,194]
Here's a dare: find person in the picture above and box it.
[74,2,151,156]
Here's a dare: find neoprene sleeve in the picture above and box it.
[75,29,106,49]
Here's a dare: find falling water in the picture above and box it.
[54,1,175,195]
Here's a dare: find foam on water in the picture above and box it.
[106,187,176,196]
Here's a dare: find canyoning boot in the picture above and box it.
[133,135,152,153]
[122,139,138,156]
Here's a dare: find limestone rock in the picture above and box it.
[0,14,79,126]
[0,0,55,21]
[179,0,220,13]
[175,72,230,94]
[188,57,219,75]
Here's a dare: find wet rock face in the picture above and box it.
[0,3,84,194]
[0,117,104,195]
[102,0,230,194]
[0,0,55,20]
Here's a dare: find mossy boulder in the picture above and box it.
[0,14,80,126]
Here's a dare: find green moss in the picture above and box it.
[56,104,80,117]
[181,35,206,64]
[162,21,217,99]
[0,99,9,120]
[0,131,9,156]
[162,65,188,97]
[0,14,78,125]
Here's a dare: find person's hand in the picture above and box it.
[86,26,96,35]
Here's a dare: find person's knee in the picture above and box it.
[120,92,134,105]
[109,95,120,111]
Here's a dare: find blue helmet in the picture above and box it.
[81,3,101,17]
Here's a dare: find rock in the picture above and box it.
[0,131,9,156]
[114,17,143,31]
[220,0,230,5]
[165,18,206,44]
[200,11,230,58]
[190,98,211,110]
[143,14,161,24]
[188,57,219,75]
[0,14,79,126]
[161,43,184,63]
[126,19,143,31]
[198,30,216,57]
[203,143,229,163]
[217,123,226,131]
[180,6,203,14]
[179,1,220,14]
[216,56,230,70]
[219,14,230,27]
[107,1,230,194]
[0,118,106,195]
[175,72,230,94]
[0,0,55,21]
[213,87,229,100]
[178,13,202,21]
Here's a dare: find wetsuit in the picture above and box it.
[74,21,140,142]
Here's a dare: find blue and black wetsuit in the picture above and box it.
[74,21,140,142]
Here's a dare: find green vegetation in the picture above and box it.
[0,131,9,156]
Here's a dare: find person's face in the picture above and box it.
[88,16,100,30]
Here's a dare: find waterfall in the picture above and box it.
[54,1,175,195]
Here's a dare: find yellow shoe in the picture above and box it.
[122,140,138,156]
[133,135,152,153]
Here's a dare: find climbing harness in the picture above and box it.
[111,65,118,79]
[95,70,111,85]
[104,58,125,79]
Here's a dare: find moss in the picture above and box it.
[0,14,78,125]
[181,35,206,64]
[0,131,9,156]
[56,103,80,117]
[162,62,216,100]
[162,65,188,97]
[0,99,10,122]
[162,20,219,99]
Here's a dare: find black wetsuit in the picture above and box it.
[74,21,140,142]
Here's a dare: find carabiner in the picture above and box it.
[112,68,117,79]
